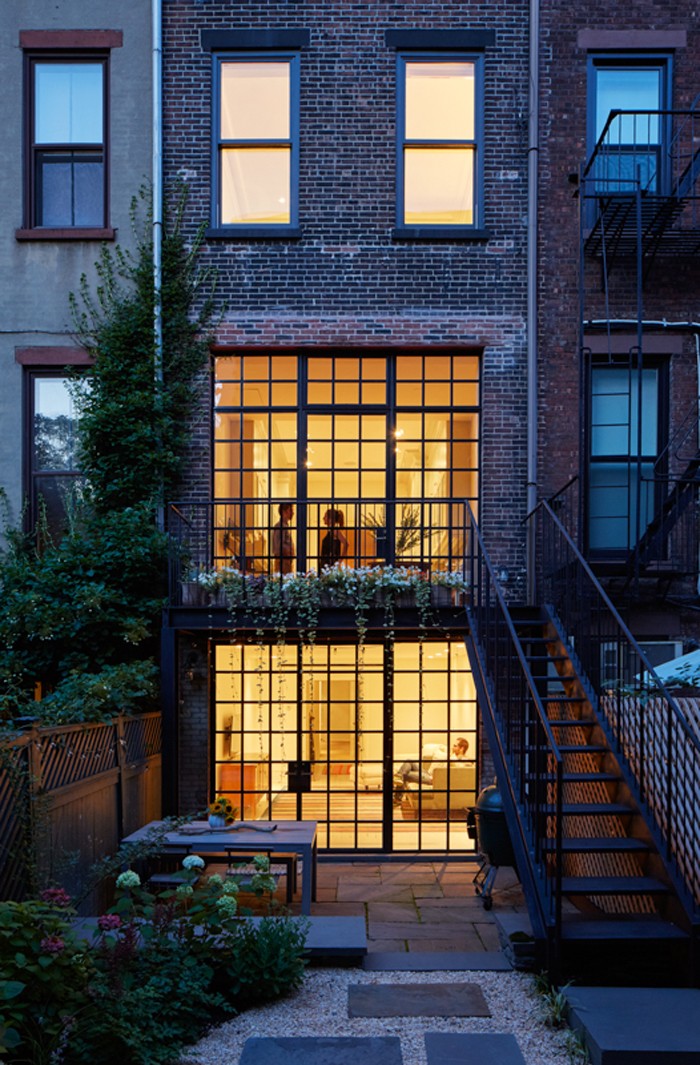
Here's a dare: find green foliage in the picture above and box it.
[0,185,214,727]
[0,892,92,1064]
[70,185,215,512]
[532,971,572,1028]
[0,851,308,1065]
[0,502,164,724]
[219,914,309,1008]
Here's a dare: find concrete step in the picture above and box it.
[565,986,700,1064]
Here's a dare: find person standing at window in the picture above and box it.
[272,502,295,574]
[319,508,348,569]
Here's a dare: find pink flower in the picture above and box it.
[97,914,122,932]
[40,887,72,908]
[40,935,65,954]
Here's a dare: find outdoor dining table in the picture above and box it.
[121,820,318,915]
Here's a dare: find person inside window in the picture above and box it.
[393,737,469,806]
[319,507,348,569]
[272,502,295,574]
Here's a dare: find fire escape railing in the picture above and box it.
[464,502,563,964]
[533,498,700,911]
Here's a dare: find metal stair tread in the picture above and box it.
[543,802,634,815]
[558,744,607,753]
[561,875,670,895]
[543,837,649,853]
[560,917,687,941]
[547,718,596,727]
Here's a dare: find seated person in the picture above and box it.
[393,737,469,806]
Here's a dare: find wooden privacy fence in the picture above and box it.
[0,713,162,912]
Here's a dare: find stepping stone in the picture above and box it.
[245,916,367,960]
[425,1032,526,1065]
[348,981,490,1018]
[364,950,511,971]
[239,1036,403,1065]
[564,987,700,1064]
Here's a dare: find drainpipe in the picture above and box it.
[153,0,164,529]
[526,0,540,603]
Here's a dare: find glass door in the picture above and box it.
[213,639,478,852]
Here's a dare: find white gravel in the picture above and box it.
[180,968,577,1065]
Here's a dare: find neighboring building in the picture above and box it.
[162,0,531,853]
[0,2,153,536]
[538,6,700,665]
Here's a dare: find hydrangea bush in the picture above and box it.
[0,854,307,1065]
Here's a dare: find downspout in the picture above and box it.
[153,0,164,528]
[526,0,540,602]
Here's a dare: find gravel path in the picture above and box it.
[180,968,577,1065]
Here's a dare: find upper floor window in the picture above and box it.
[396,55,483,232]
[588,56,671,194]
[28,57,107,228]
[587,361,665,554]
[213,55,299,233]
[26,372,83,538]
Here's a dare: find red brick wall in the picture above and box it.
[538,2,700,502]
[164,0,532,589]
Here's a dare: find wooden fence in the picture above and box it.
[0,713,162,913]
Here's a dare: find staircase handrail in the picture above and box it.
[465,501,563,947]
[532,498,700,910]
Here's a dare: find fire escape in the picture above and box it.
[579,103,700,604]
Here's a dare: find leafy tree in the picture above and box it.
[0,187,214,726]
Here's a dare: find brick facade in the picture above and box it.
[164,0,531,588]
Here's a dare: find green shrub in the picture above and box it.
[221,914,309,1008]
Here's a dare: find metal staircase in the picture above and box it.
[464,502,700,982]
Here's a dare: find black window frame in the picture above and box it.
[209,51,301,239]
[585,354,668,559]
[394,51,487,240]
[23,51,109,232]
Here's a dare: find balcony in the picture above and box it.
[166,498,472,610]
[581,106,700,277]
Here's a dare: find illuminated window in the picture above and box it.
[214,55,298,230]
[397,56,482,230]
[26,372,83,537]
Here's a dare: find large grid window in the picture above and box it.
[397,56,482,230]
[214,640,477,852]
[27,57,107,228]
[214,55,298,230]
[213,353,480,572]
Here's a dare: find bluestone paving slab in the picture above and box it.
[367,902,421,921]
[363,950,511,971]
[566,987,700,1065]
[239,1036,403,1065]
[339,883,414,902]
[368,938,409,952]
[347,981,491,1018]
[368,920,476,940]
[409,935,487,952]
[411,883,444,898]
[424,1032,526,1065]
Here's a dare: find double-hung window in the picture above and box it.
[396,54,483,233]
[588,55,671,195]
[213,54,299,233]
[587,361,665,554]
[27,56,107,228]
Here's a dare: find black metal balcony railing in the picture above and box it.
[167,498,471,606]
